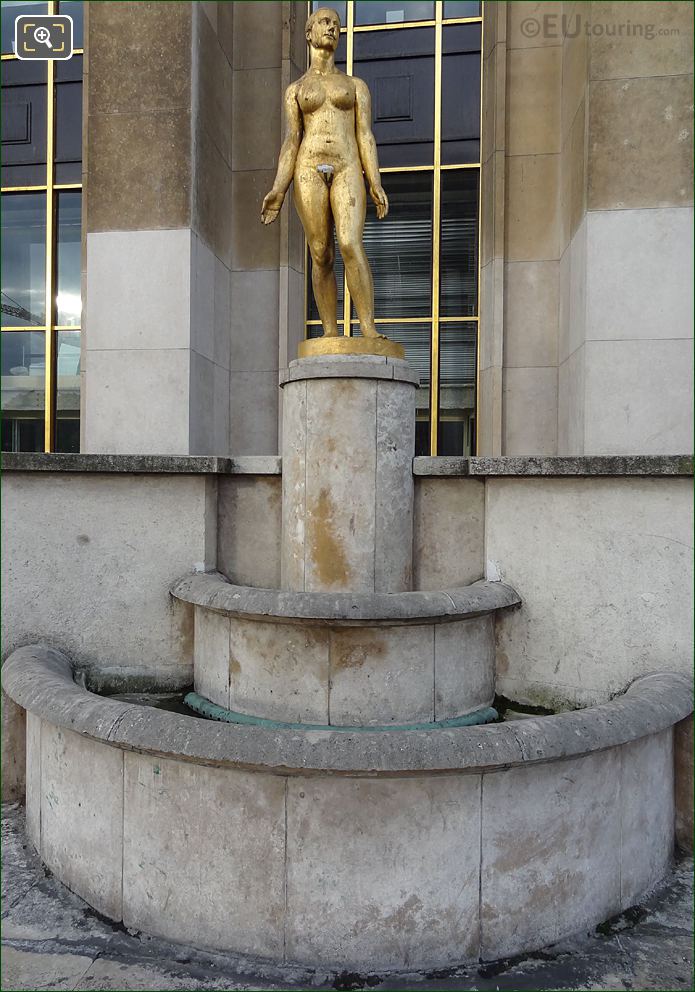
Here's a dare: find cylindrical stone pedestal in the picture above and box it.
[280,355,419,593]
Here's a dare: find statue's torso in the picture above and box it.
[295,71,360,173]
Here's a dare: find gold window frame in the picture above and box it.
[1,0,84,452]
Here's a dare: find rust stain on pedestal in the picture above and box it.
[308,487,351,588]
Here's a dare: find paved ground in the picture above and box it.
[2,803,693,991]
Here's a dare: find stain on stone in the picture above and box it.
[333,636,386,670]
[596,904,648,936]
[307,487,351,587]
[332,971,381,990]
[478,948,563,979]
[229,654,241,676]
[76,534,90,545]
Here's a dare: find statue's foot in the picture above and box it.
[322,329,340,338]
[362,331,388,341]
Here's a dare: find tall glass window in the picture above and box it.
[307,1,482,455]
[1,0,83,452]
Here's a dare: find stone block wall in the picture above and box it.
[480,1,693,457]
[559,0,694,455]
[82,2,307,457]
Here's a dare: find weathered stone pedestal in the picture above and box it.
[188,353,511,728]
[280,355,419,593]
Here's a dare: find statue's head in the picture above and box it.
[306,7,341,51]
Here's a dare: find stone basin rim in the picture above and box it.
[170,572,521,625]
[2,645,692,777]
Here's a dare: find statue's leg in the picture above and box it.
[293,167,339,337]
[331,167,383,339]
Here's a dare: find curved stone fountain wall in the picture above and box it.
[3,646,690,971]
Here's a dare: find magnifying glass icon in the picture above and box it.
[34,26,52,48]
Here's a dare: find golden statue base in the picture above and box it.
[298,335,405,360]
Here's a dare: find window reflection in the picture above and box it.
[442,23,481,164]
[354,27,435,168]
[444,1,481,18]
[1,330,45,451]
[1,59,48,187]
[56,191,82,326]
[361,171,433,319]
[438,321,477,455]
[355,2,434,26]
[1,1,46,54]
[1,193,46,328]
[440,170,478,317]
[56,329,80,451]
[311,1,347,25]
[55,54,83,183]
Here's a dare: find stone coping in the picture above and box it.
[2,645,692,776]
[1,453,282,475]
[170,572,521,625]
[414,455,694,477]
[279,354,420,387]
[3,453,691,477]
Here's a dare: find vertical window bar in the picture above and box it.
[44,0,57,450]
[429,1,443,455]
[343,1,354,335]
[475,3,483,455]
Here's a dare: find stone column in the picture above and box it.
[280,356,419,593]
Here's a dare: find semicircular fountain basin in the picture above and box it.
[2,644,691,974]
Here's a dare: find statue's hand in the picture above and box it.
[261,189,285,225]
[370,184,389,220]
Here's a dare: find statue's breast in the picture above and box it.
[328,81,355,111]
[298,81,327,114]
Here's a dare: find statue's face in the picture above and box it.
[307,8,340,52]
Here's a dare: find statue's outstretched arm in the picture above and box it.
[261,84,303,225]
[355,78,388,220]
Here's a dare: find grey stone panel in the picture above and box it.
[217,475,282,588]
[434,615,496,720]
[194,607,230,709]
[480,749,622,959]
[122,752,285,958]
[285,775,481,968]
[328,625,435,726]
[25,711,41,852]
[303,377,379,593]
[228,617,330,724]
[280,378,307,590]
[375,380,415,592]
[413,477,485,590]
[40,722,124,921]
[620,730,675,907]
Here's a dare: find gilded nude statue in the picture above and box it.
[261,7,392,345]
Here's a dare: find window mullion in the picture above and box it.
[429,3,443,456]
